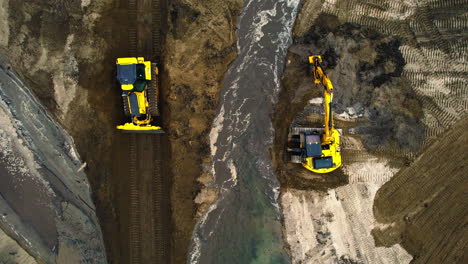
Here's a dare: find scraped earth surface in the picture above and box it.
[373,116,468,264]
[276,0,467,263]
[1,0,244,263]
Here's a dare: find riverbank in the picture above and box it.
[162,0,243,262]
[0,59,106,263]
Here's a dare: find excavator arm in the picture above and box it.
[286,55,342,173]
[309,55,334,143]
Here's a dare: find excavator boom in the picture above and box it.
[287,55,342,173]
[310,55,334,142]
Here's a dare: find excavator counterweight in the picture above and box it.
[287,55,342,173]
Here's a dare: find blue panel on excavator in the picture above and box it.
[305,134,322,157]
[117,64,136,85]
[128,93,141,117]
[313,157,333,169]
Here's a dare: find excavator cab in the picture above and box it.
[116,57,163,133]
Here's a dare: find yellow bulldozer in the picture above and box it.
[116,57,163,133]
[287,55,342,173]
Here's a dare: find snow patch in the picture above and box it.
[227,159,238,185]
[309,97,323,105]
[209,105,225,157]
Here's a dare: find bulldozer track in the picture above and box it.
[152,0,162,57]
[123,96,131,117]
[128,0,137,57]
[148,63,160,116]
[152,135,169,263]
[122,0,169,263]
[128,133,142,264]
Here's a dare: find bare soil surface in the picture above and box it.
[276,0,467,263]
[2,0,243,263]
[1,0,154,262]
[162,0,243,262]
[373,116,468,264]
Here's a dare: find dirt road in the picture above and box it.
[110,0,171,263]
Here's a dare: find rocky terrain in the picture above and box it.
[275,0,467,263]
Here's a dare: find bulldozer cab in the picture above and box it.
[117,64,136,85]
[117,63,148,92]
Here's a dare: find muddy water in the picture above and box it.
[189,0,301,263]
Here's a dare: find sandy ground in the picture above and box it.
[281,140,412,263]
[276,0,467,263]
[0,228,36,264]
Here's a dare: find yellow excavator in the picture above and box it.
[287,55,342,173]
[116,57,163,133]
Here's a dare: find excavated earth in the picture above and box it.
[275,0,467,263]
[1,0,243,263]
[1,0,467,263]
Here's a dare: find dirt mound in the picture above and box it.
[372,116,468,264]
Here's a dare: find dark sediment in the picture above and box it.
[273,14,425,190]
